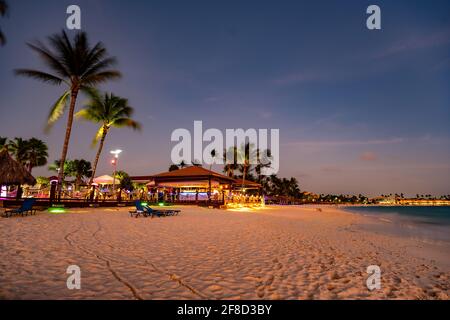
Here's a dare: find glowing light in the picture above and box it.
[141,202,148,206]
[48,208,66,214]
[110,149,122,158]
[158,202,165,206]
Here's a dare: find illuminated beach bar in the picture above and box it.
[131,166,263,208]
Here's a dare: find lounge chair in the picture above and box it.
[129,201,149,218]
[129,201,181,218]
[145,206,174,217]
[3,198,37,217]
[129,201,166,218]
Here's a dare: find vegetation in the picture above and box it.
[4,137,48,173]
[49,159,92,188]
[67,159,92,190]
[0,0,8,46]
[76,88,140,184]
[36,176,50,188]
[15,30,121,190]
[222,143,272,184]
[0,136,6,149]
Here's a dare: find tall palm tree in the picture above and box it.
[0,0,8,46]
[76,89,140,184]
[15,30,121,193]
[25,138,48,173]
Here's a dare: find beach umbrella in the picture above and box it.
[92,175,120,185]
[0,148,36,186]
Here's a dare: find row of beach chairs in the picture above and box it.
[129,201,181,218]
[2,198,37,217]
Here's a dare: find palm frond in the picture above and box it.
[82,71,122,86]
[0,29,5,46]
[112,118,141,130]
[91,126,106,147]
[0,0,8,16]
[45,90,71,132]
[26,42,70,78]
[14,69,64,85]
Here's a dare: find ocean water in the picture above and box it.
[344,206,450,244]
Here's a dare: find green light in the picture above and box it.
[158,202,164,206]
[141,202,148,206]
[48,208,66,214]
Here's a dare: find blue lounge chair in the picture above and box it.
[130,201,149,218]
[129,201,165,218]
[3,198,36,217]
[129,201,181,218]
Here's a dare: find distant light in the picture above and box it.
[141,202,148,206]
[158,202,164,207]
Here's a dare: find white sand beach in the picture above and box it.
[0,205,449,300]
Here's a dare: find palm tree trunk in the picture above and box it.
[89,127,108,185]
[57,88,79,198]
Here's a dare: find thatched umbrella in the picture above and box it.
[0,148,36,186]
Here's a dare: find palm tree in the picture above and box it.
[8,137,28,165]
[209,149,217,170]
[7,138,48,172]
[76,89,140,184]
[0,136,6,149]
[67,159,92,190]
[178,160,188,169]
[15,30,121,193]
[49,160,72,181]
[0,0,8,46]
[223,146,239,177]
[25,138,48,173]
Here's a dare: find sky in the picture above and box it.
[0,0,449,197]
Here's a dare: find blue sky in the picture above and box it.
[0,0,449,196]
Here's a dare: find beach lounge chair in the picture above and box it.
[3,198,36,217]
[129,201,167,218]
[129,201,149,218]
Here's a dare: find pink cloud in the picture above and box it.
[360,151,377,161]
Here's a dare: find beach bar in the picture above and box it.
[131,166,263,208]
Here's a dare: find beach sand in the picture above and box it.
[0,205,448,300]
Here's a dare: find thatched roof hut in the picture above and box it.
[0,148,36,186]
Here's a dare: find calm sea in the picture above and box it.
[343,206,450,244]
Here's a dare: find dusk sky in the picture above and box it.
[0,0,449,196]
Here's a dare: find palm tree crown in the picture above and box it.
[7,137,48,173]
[76,89,141,183]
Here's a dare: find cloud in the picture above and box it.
[374,29,450,59]
[259,111,272,119]
[273,71,329,86]
[360,151,377,161]
[284,137,404,148]
[320,166,343,174]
